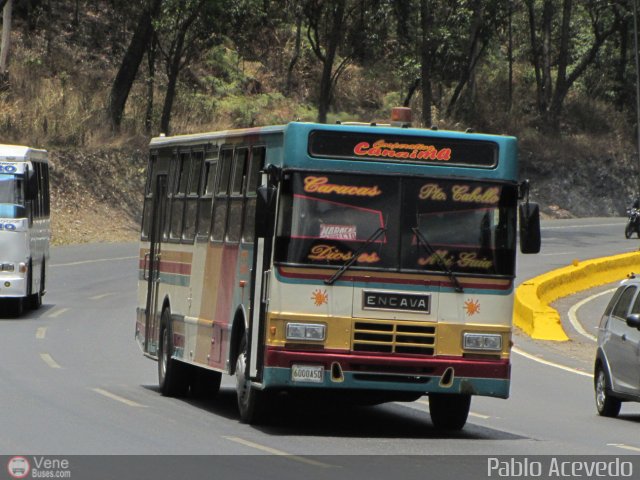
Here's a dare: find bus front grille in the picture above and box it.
[352,321,436,356]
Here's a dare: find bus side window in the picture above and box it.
[196,158,218,240]
[38,161,45,219]
[211,148,233,242]
[227,148,248,243]
[44,163,50,217]
[242,146,265,243]
[170,152,190,241]
[141,154,157,240]
[183,150,204,243]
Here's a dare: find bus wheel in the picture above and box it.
[235,335,269,424]
[191,367,222,399]
[429,393,471,431]
[158,309,189,397]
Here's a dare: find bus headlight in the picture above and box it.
[463,333,502,351]
[286,323,326,341]
[0,263,15,272]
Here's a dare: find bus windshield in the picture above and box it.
[0,173,26,218]
[275,172,517,276]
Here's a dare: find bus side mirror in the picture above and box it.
[519,202,541,254]
[255,184,276,238]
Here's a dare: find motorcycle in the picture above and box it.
[625,207,640,238]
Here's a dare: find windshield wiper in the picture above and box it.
[412,227,463,293]
[324,227,387,286]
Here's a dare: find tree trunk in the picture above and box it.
[526,0,544,114]
[507,0,513,112]
[317,0,345,124]
[614,8,628,111]
[160,25,188,135]
[107,0,162,130]
[446,0,484,117]
[541,0,553,110]
[145,33,156,135]
[420,0,433,127]
[0,0,12,74]
[285,7,302,96]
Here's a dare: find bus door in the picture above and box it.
[248,171,277,381]
[144,174,168,355]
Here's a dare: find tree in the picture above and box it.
[155,0,220,134]
[526,0,617,129]
[304,0,391,123]
[107,0,163,130]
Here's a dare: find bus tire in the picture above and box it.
[235,335,270,424]
[158,309,190,397]
[429,393,471,431]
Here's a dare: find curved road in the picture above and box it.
[1,219,639,463]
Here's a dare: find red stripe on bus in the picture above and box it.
[138,259,191,275]
[264,347,510,379]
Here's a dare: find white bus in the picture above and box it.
[0,145,50,315]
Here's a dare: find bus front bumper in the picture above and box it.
[261,348,510,399]
[0,275,27,298]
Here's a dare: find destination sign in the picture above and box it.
[308,131,498,168]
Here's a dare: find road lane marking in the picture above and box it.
[51,256,137,267]
[415,399,490,419]
[89,292,116,300]
[568,288,616,342]
[36,327,46,339]
[92,388,147,408]
[542,223,626,230]
[47,307,70,318]
[540,251,576,257]
[40,353,61,369]
[223,436,333,468]
[512,347,591,378]
[607,443,640,453]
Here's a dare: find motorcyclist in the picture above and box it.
[626,196,640,238]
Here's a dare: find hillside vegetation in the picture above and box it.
[0,1,638,243]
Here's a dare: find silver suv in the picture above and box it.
[594,275,640,417]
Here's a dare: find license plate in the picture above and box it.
[291,364,324,383]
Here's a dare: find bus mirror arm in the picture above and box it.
[518,180,541,254]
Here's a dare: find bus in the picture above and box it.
[0,144,50,316]
[136,109,540,430]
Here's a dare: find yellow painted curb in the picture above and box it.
[514,251,640,341]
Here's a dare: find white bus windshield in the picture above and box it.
[275,172,517,276]
[0,173,25,218]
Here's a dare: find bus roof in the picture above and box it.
[149,121,518,181]
[0,144,48,162]
[149,125,286,148]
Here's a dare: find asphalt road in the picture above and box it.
[1,219,639,477]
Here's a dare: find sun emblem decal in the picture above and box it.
[311,289,329,306]
[464,299,480,316]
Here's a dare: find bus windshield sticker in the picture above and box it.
[308,131,498,168]
[319,224,357,240]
